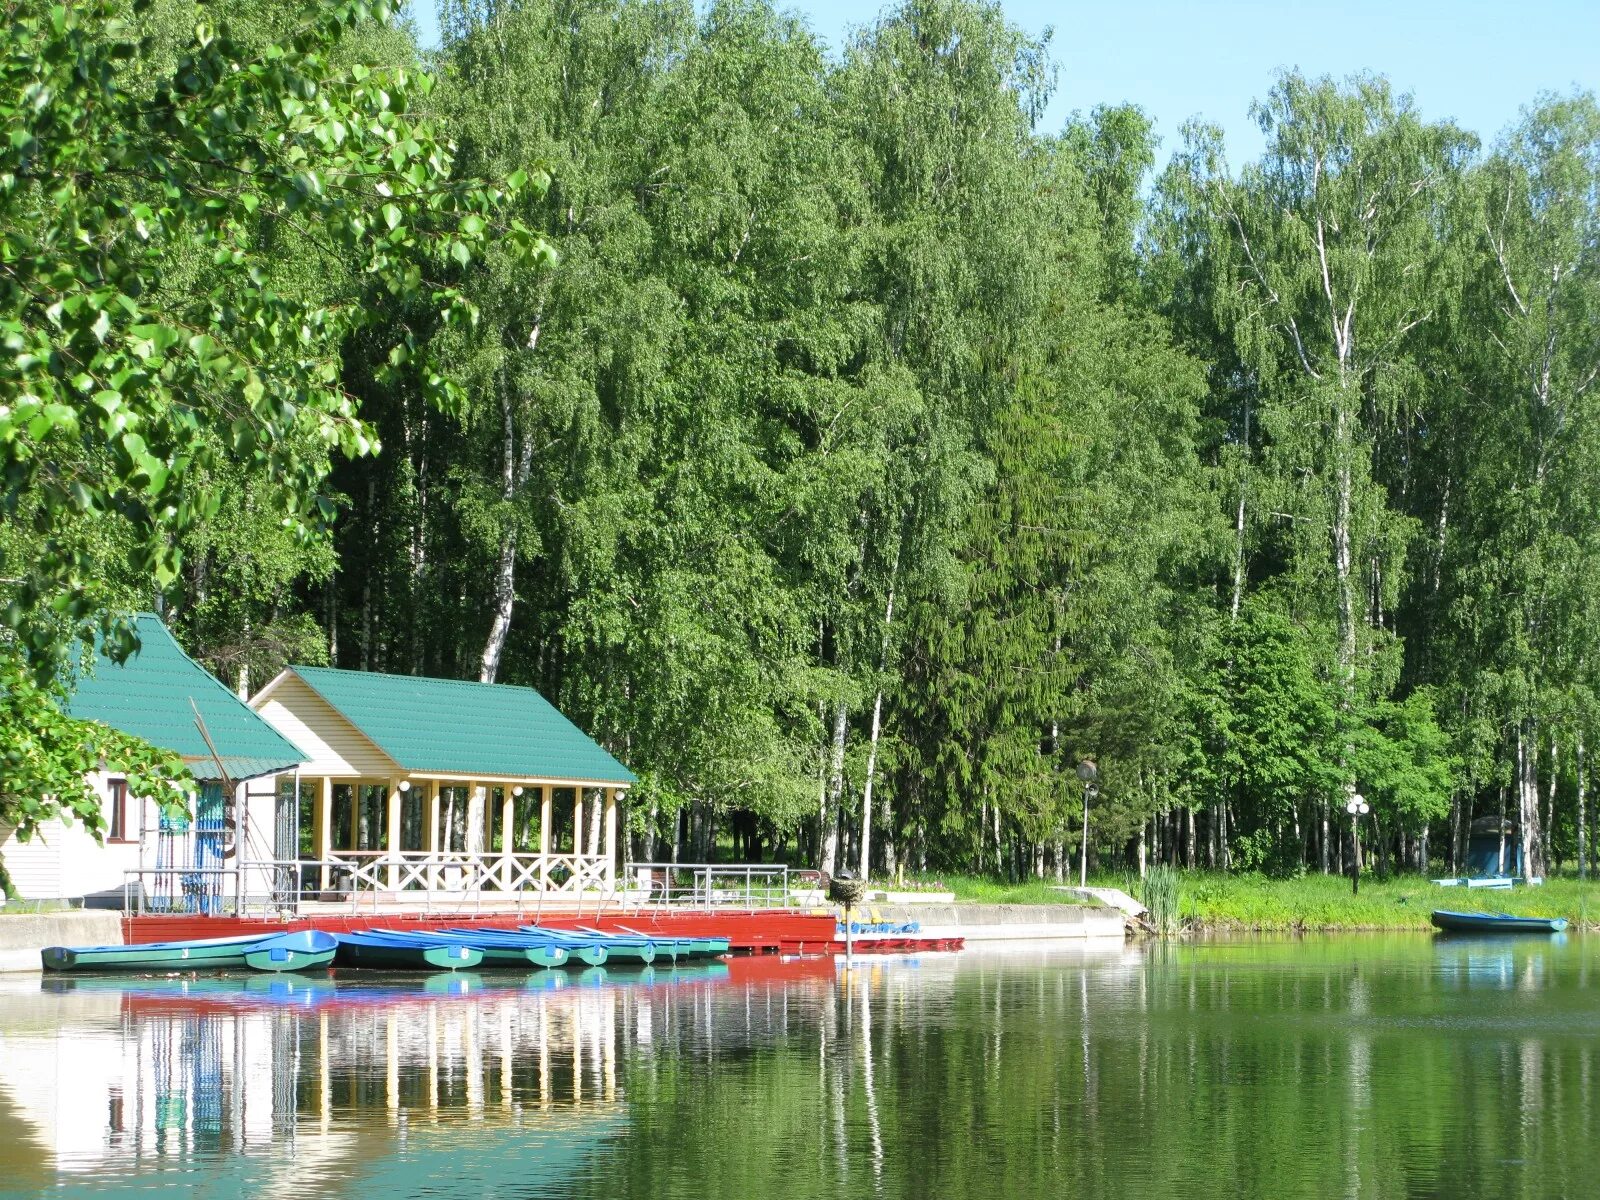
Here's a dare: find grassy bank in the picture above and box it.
[915,870,1600,931]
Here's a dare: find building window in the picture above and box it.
[107,778,131,842]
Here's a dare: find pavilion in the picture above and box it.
[247,666,635,899]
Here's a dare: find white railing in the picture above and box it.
[622,862,793,910]
[321,849,611,897]
[123,850,616,919]
[122,857,799,918]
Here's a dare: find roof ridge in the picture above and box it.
[292,664,552,695]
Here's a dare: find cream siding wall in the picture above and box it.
[0,773,155,903]
[0,822,61,900]
[250,675,396,778]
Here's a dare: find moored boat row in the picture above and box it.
[41,923,732,975]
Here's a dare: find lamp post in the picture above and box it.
[1346,792,1370,896]
[1076,760,1099,888]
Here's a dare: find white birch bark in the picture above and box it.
[858,579,896,879]
[821,700,846,876]
[1578,734,1588,880]
[480,379,534,685]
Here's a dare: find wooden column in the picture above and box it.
[348,782,361,853]
[425,780,441,892]
[573,789,585,857]
[538,787,552,891]
[603,788,619,888]
[386,780,403,890]
[500,787,516,892]
[316,776,332,893]
[466,782,486,855]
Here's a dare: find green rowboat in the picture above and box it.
[42,932,272,973]
[243,931,339,973]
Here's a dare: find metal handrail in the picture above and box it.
[620,862,793,910]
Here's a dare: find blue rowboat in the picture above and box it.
[374,928,569,969]
[244,930,339,973]
[1430,910,1568,934]
[451,927,611,967]
[334,932,483,971]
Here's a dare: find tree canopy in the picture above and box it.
[5,0,1600,886]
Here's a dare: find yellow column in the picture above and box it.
[348,781,360,852]
[573,789,585,857]
[603,788,619,889]
[386,779,402,890]
[316,776,332,893]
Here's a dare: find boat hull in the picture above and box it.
[1430,910,1568,934]
[41,933,270,973]
[244,931,340,973]
[334,936,483,971]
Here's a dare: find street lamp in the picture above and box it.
[1076,760,1099,888]
[1345,792,1370,896]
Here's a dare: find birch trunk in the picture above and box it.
[1545,734,1559,875]
[858,579,896,879]
[361,477,375,670]
[1519,721,1545,880]
[1578,735,1588,880]
[466,785,486,855]
[821,700,846,876]
[1497,783,1508,875]
[480,380,534,685]
[642,793,658,863]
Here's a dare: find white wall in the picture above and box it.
[0,772,153,905]
[0,773,291,907]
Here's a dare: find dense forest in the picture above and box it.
[4,0,1600,884]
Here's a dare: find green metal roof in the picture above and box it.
[67,614,307,782]
[288,666,636,785]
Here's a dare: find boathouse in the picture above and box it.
[247,667,635,900]
[0,614,306,908]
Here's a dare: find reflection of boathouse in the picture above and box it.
[0,959,836,1190]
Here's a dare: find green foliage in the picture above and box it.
[0,0,550,670]
[0,647,190,896]
[6,0,1598,890]
[0,0,546,855]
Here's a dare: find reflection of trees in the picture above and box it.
[599,943,1599,1199]
[5,943,1598,1198]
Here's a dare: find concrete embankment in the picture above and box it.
[0,910,121,973]
[867,903,1125,941]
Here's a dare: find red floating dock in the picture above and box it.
[122,909,839,955]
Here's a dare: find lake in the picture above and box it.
[1,935,1595,1198]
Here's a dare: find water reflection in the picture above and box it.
[2,937,1597,1200]
[0,960,748,1196]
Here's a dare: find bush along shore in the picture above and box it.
[929,871,1600,933]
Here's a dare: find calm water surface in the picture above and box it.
[1,936,1597,1199]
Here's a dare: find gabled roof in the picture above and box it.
[268,666,635,785]
[67,614,307,782]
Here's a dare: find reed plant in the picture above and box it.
[1141,865,1183,937]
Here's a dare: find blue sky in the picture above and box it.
[408,1,1600,164]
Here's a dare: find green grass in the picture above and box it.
[912,869,1600,930]
[1177,871,1600,931]
[900,874,1093,905]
